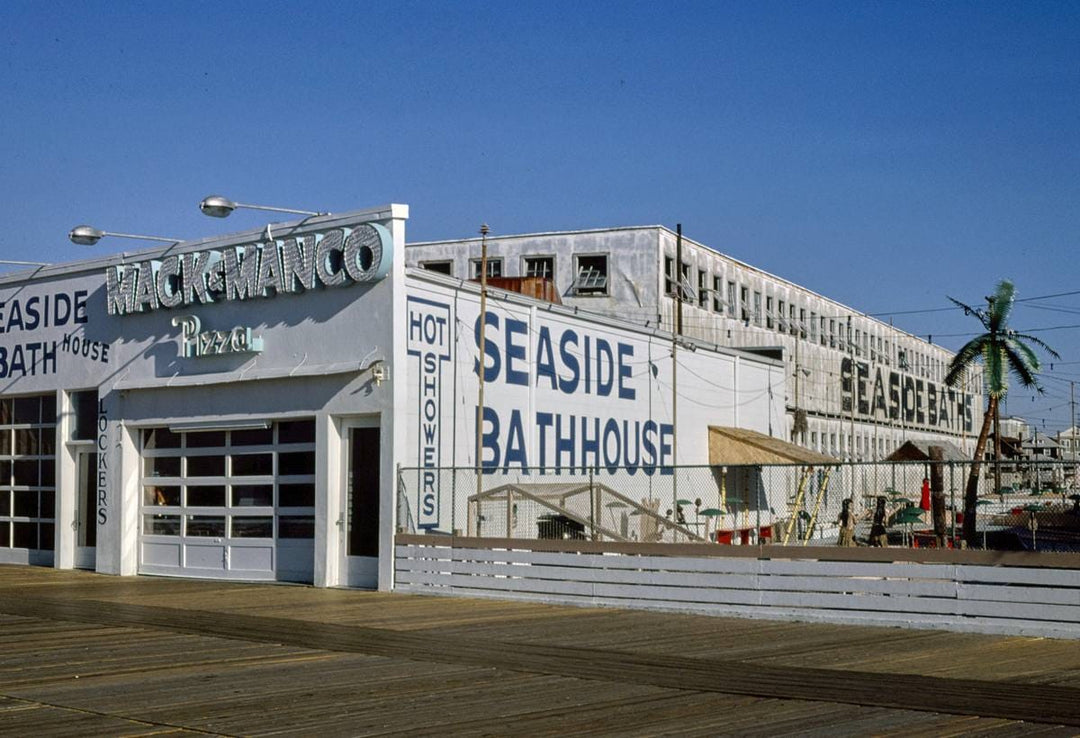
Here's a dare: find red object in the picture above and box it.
[715,530,733,545]
[920,478,931,511]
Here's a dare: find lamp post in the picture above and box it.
[68,226,178,246]
[199,195,325,219]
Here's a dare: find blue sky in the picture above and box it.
[2,0,1078,431]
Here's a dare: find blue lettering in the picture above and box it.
[535,327,557,390]
[480,405,500,472]
[659,423,674,475]
[473,313,501,383]
[503,409,528,471]
[505,318,528,386]
[602,418,620,474]
[595,339,613,396]
[622,419,640,473]
[555,413,575,468]
[581,416,601,469]
[617,343,636,400]
[642,420,658,476]
[558,331,579,394]
[536,412,553,469]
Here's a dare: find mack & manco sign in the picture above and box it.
[105,222,391,316]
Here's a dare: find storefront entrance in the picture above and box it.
[341,423,381,587]
[0,395,57,566]
[138,420,316,582]
[73,449,97,569]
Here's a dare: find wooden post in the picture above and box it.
[929,445,947,547]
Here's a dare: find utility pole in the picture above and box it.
[476,224,490,508]
[672,224,682,532]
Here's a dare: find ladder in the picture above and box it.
[781,466,813,545]
[801,468,833,545]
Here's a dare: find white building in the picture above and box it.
[0,206,786,586]
[408,226,983,461]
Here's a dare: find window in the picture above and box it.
[664,257,675,296]
[524,256,554,280]
[471,258,503,279]
[898,349,909,370]
[712,276,723,312]
[421,261,452,276]
[766,297,774,329]
[727,281,736,317]
[573,255,608,295]
[0,395,57,553]
[753,291,762,326]
[789,304,797,336]
[740,286,750,322]
[697,270,709,308]
[819,316,827,346]
[799,309,807,339]
[810,312,818,343]
[829,319,836,348]
[778,300,786,332]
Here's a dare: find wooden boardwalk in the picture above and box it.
[0,566,1078,736]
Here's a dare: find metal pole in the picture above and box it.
[476,224,490,509]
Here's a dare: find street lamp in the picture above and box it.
[68,226,178,246]
[199,195,325,219]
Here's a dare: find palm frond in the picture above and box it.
[1002,340,1040,390]
[1010,331,1061,360]
[987,280,1015,333]
[947,296,989,330]
[945,335,988,386]
[983,342,1008,398]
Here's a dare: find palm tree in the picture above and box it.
[945,280,1058,546]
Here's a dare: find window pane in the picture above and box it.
[40,461,55,488]
[13,460,39,487]
[0,399,10,425]
[147,456,181,477]
[279,483,315,507]
[13,397,38,424]
[0,521,8,546]
[13,521,36,548]
[40,395,56,423]
[39,428,55,456]
[278,420,315,444]
[186,516,225,537]
[145,485,181,506]
[13,491,37,517]
[232,485,273,507]
[72,391,98,441]
[279,451,315,476]
[39,491,54,518]
[187,486,226,507]
[39,523,54,551]
[278,516,315,539]
[232,453,273,476]
[144,515,180,536]
[0,491,9,516]
[231,427,273,446]
[187,454,225,477]
[0,431,9,455]
[143,428,181,449]
[232,516,273,538]
[186,431,226,448]
[0,461,9,485]
[15,429,39,455]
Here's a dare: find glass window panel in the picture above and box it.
[0,521,8,546]
[231,427,273,446]
[0,491,9,516]
[187,486,226,507]
[13,521,36,548]
[186,515,225,537]
[13,460,39,487]
[186,431,226,448]
[0,431,9,455]
[232,485,273,507]
[186,454,225,477]
[143,428,181,449]
[232,516,273,538]
[231,453,273,476]
[0,460,11,484]
[145,485,181,506]
[39,427,55,456]
[40,394,56,423]
[278,515,315,539]
[13,397,39,424]
[278,420,315,444]
[147,456,181,477]
[39,523,54,551]
[72,391,98,441]
[279,483,315,507]
[39,491,54,519]
[144,515,180,536]
[279,451,315,476]
[13,491,36,517]
[39,461,55,488]
[15,429,39,455]
[0,399,10,425]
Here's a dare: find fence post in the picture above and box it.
[589,467,596,541]
[948,463,956,544]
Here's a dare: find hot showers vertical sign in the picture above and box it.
[407,296,451,530]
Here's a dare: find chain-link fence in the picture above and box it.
[398,460,1080,552]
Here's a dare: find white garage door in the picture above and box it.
[139,419,316,582]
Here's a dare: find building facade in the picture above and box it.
[0,207,786,585]
[408,226,984,461]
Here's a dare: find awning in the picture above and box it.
[884,440,969,462]
[708,426,838,466]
